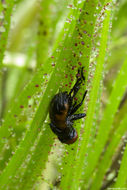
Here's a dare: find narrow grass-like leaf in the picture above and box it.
[84,53,127,184]
[20,127,54,189]
[0,0,15,121]
[59,0,102,188]
[72,8,111,189]
[8,124,54,189]
[0,69,47,141]
[90,113,127,190]
[0,0,14,69]
[0,66,58,187]
[114,137,127,188]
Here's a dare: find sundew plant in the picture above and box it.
[0,0,127,189]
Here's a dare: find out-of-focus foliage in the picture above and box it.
[0,0,127,189]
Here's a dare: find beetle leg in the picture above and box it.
[68,101,77,115]
[69,67,85,100]
[70,90,87,115]
[69,78,82,98]
[67,113,86,121]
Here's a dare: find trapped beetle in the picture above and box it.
[49,67,87,144]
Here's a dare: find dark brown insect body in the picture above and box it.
[49,67,87,144]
